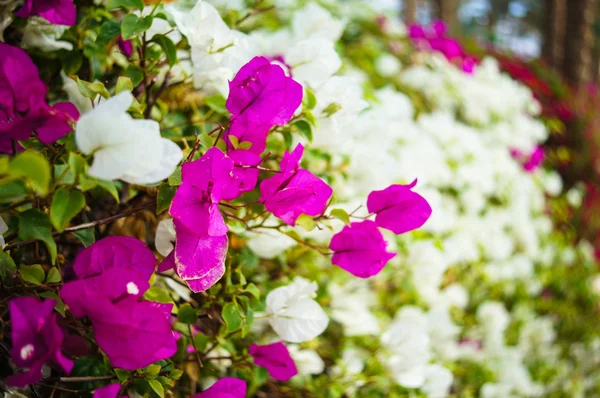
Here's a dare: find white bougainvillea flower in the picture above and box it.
[0,216,8,248]
[75,92,182,184]
[291,2,346,43]
[285,38,342,88]
[155,218,176,257]
[265,277,328,343]
[288,345,325,376]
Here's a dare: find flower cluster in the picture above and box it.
[2,1,600,397]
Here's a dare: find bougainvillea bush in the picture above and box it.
[2,1,600,397]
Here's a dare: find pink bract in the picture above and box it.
[170,148,235,237]
[249,342,298,381]
[172,220,228,292]
[16,0,76,25]
[260,144,333,225]
[330,220,396,278]
[7,297,73,387]
[367,180,432,235]
[72,236,157,280]
[226,56,302,127]
[0,43,79,153]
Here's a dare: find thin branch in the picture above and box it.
[4,201,155,251]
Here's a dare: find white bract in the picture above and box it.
[288,345,325,376]
[265,277,328,343]
[75,92,182,184]
[155,218,176,257]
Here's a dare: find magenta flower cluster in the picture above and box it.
[60,237,177,370]
[162,56,333,292]
[16,0,76,26]
[1,43,78,153]
[330,180,432,278]
[408,21,476,74]
[511,145,545,173]
[5,53,433,392]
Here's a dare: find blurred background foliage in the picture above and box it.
[370,0,600,260]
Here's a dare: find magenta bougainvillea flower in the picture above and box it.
[223,149,261,200]
[329,220,396,278]
[15,0,76,25]
[7,297,73,387]
[60,267,150,317]
[223,118,271,155]
[170,148,236,237]
[60,237,177,370]
[169,220,228,292]
[71,235,156,280]
[192,378,247,398]
[408,21,476,74]
[0,43,78,153]
[249,342,298,381]
[117,36,133,58]
[91,300,177,370]
[260,143,333,225]
[93,383,125,398]
[367,180,432,235]
[226,56,302,127]
[511,146,544,172]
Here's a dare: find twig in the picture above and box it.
[4,201,155,251]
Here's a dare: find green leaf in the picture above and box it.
[10,150,51,196]
[106,0,143,11]
[239,141,253,150]
[121,14,153,40]
[69,153,98,191]
[169,369,183,380]
[178,303,198,325]
[0,251,17,280]
[46,267,62,283]
[198,133,213,149]
[73,228,95,247]
[168,167,182,186]
[20,264,45,285]
[303,88,317,110]
[204,95,227,113]
[144,286,174,304]
[157,183,176,214]
[330,208,350,226]
[151,34,177,67]
[18,209,57,263]
[304,110,317,126]
[285,229,303,242]
[296,214,316,232]
[75,77,110,99]
[245,283,261,299]
[148,380,164,398]
[96,21,122,46]
[192,333,209,352]
[222,302,243,334]
[116,76,134,94]
[125,65,144,86]
[39,291,66,316]
[322,102,342,117]
[96,179,119,203]
[145,364,161,376]
[228,135,239,149]
[0,180,27,204]
[50,188,86,232]
[294,120,313,142]
[54,164,75,185]
[115,369,131,382]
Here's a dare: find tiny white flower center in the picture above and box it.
[20,344,35,360]
[126,282,139,295]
